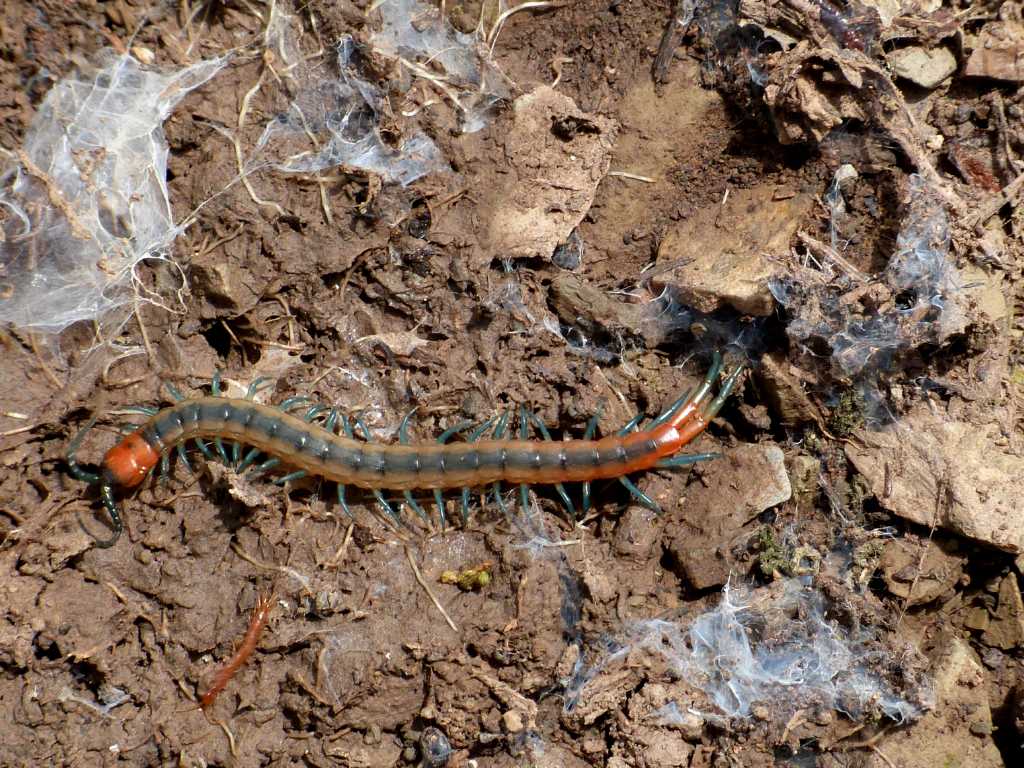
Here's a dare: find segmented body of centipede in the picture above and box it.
[67,353,744,547]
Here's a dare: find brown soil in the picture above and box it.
[1,1,1022,767]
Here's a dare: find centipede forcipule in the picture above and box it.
[67,352,744,547]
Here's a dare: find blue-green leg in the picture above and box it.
[214,437,230,464]
[274,470,307,485]
[526,409,575,518]
[655,452,719,468]
[176,444,195,475]
[245,377,270,399]
[236,447,261,473]
[165,382,186,402]
[337,484,354,518]
[581,405,603,515]
[248,457,280,478]
[619,476,661,513]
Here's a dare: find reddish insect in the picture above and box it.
[200,592,275,712]
[67,353,744,546]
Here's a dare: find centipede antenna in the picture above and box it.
[398,409,419,443]
[337,484,354,518]
[279,396,312,413]
[66,417,101,485]
[248,457,281,478]
[94,484,123,548]
[618,476,661,513]
[194,438,215,461]
[617,412,645,436]
[214,437,230,464]
[404,490,429,522]
[165,382,186,402]
[245,377,271,400]
[656,452,720,468]
[116,423,141,436]
[211,370,222,396]
[159,453,171,483]
[176,444,195,475]
[236,447,261,473]
[433,489,448,531]
[274,469,307,485]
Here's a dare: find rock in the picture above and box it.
[486,86,617,263]
[879,539,964,607]
[613,505,661,561]
[548,274,643,346]
[666,444,792,589]
[757,352,824,427]
[502,709,524,733]
[846,407,1024,553]
[965,22,1024,82]
[889,45,957,89]
[981,575,1024,650]
[868,633,1003,768]
[653,185,813,316]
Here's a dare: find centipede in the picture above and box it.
[66,352,744,548]
[200,591,275,711]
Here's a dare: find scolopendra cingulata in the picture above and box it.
[200,591,275,711]
[66,352,744,547]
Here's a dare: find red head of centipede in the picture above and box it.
[102,432,161,489]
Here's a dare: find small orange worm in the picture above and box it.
[200,592,275,711]
[67,353,743,546]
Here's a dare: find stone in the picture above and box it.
[846,407,1024,553]
[965,23,1024,82]
[486,86,617,263]
[666,444,792,589]
[889,45,957,89]
[868,634,1002,768]
[653,185,814,316]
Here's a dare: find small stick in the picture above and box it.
[608,170,656,183]
[653,0,692,84]
[29,333,63,389]
[405,546,459,632]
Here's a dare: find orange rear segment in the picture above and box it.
[103,433,160,488]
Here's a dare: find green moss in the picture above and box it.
[755,526,792,579]
[828,388,866,437]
